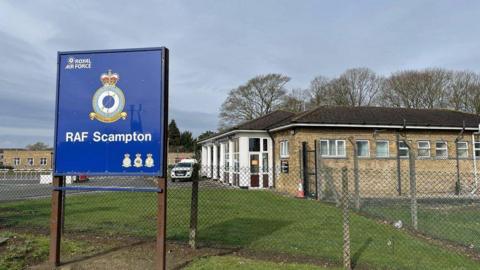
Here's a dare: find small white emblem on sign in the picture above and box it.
[145,153,154,168]
[122,154,132,168]
[134,153,143,168]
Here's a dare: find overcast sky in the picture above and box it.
[1,1,480,148]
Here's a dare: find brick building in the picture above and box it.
[0,149,53,170]
[199,106,480,197]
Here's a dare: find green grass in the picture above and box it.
[185,255,338,270]
[362,201,480,252]
[0,231,97,270]
[1,188,479,269]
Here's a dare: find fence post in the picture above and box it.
[396,133,402,196]
[455,141,461,195]
[341,167,351,270]
[189,176,199,249]
[315,140,324,200]
[299,143,304,195]
[406,141,418,230]
[348,137,360,210]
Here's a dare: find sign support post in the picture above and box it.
[49,176,64,266]
[156,47,169,270]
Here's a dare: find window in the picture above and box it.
[456,142,468,159]
[320,140,346,157]
[417,141,431,158]
[356,140,370,158]
[40,158,48,166]
[376,141,389,158]
[233,139,239,173]
[262,153,268,173]
[13,158,20,166]
[280,141,289,158]
[224,143,229,171]
[263,139,268,151]
[436,141,448,158]
[475,142,480,158]
[27,158,34,166]
[398,141,409,158]
[249,138,260,152]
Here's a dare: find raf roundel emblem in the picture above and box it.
[89,70,127,123]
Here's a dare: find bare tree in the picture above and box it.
[26,142,49,150]
[330,68,383,107]
[382,68,451,109]
[448,71,480,113]
[281,88,309,112]
[307,76,332,108]
[219,74,290,128]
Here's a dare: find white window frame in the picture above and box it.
[435,141,448,159]
[280,140,289,158]
[319,139,346,158]
[375,140,389,158]
[456,141,468,159]
[417,141,431,158]
[475,142,480,158]
[27,158,34,166]
[40,158,48,166]
[398,141,409,158]
[355,140,370,158]
[13,158,20,166]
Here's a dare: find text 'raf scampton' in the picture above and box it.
[65,132,152,144]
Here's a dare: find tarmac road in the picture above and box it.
[0,177,226,202]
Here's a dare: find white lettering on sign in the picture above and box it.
[65,57,92,70]
[65,132,89,142]
[65,131,152,144]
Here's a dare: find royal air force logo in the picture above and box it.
[89,70,127,123]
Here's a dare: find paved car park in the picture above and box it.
[0,175,227,202]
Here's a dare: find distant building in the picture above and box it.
[0,149,53,170]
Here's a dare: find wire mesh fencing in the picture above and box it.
[1,163,480,269]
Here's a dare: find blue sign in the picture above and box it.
[54,47,168,176]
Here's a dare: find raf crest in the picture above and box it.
[89,70,127,123]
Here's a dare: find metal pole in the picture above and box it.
[455,142,461,195]
[49,176,64,266]
[341,167,351,270]
[348,138,360,210]
[396,133,402,196]
[189,176,199,249]
[406,142,418,230]
[156,177,167,270]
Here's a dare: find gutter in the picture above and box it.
[198,129,268,144]
[268,123,480,132]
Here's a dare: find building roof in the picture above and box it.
[282,106,480,128]
[200,106,480,143]
[199,110,295,142]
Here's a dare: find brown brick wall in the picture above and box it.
[2,150,53,170]
[167,152,195,166]
[273,127,480,197]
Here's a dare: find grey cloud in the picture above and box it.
[2,0,480,148]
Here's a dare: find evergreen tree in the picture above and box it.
[168,120,181,149]
[180,131,194,152]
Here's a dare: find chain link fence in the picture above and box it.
[1,159,480,269]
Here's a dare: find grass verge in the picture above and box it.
[0,188,479,269]
[185,255,339,270]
